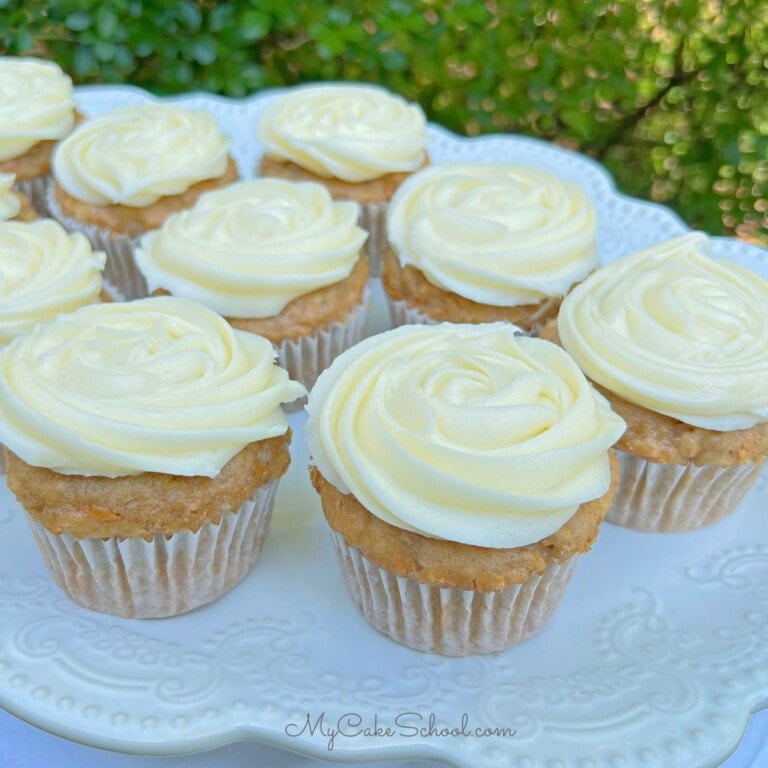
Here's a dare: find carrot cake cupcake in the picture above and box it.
[256,82,428,275]
[0,296,306,617]
[48,102,239,298]
[383,163,598,333]
[0,218,105,472]
[306,322,625,655]
[0,56,77,211]
[552,232,768,532]
[134,178,370,404]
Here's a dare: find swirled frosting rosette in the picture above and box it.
[0,219,105,345]
[0,56,75,163]
[387,163,598,307]
[0,296,306,477]
[307,322,625,548]
[135,179,367,318]
[558,232,768,431]
[0,172,20,222]
[257,83,427,182]
[52,103,230,207]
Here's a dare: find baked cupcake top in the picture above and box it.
[0,219,105,346]
[306,322,624,548]
[0,296,306,477]
[134,178,367,319]
[0,173,21,221]
[557,232,768,431]
[256,83,427,182]
[387,163,598,307]
[52,103,231,208]
[0,56,76,163]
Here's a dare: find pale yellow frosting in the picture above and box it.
[558,232,768,431]
[0,219,105,346]
[388,163,598,306]
[0,173,21,222]
[306,323,625,548]
[257,83,427,182]
[0,56,75,162]
[52,103,230,207]
[135,179,367,318]
[0,296,307,476]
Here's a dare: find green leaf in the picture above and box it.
[560,107,593,138]
[65,12,92,32]
[238,10,272,41]
[177,1,202,31]
[188,36,217,66]
[95,7,118,38]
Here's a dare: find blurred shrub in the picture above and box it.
[1,0,765,243]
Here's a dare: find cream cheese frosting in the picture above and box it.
[257,83,427,182]
[135,179,367,318]
[557,232,768,431]
[306,322,625,548]
[0,56,75,163]
[0,219,105,346]
[52,103,231,207]
[0,173,21,221]
[387,163,598,306]
[0,296,307,477]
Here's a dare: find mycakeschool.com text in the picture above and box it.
[284,711,516,751]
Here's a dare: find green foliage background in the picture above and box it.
[2,0,765,245]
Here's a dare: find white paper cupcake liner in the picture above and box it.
[385,297,442,329]
[277,288,371,411]
[15,175,51,217]
[330,530,580,656]
[607,451,762,532]
[45,182,148,299]
[24,478,280,619]
[359,202,388,278]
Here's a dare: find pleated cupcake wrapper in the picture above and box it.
[277,287,371,411]
[359,202,388,278]
[607,451,762,532]
[45,182,148,300]
[24,478,280,619]
[385,297,442,329]
[330,530,580,656]
[385,295,559,336]
[15,175,51,217]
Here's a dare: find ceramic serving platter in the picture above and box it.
[0,86,766,768]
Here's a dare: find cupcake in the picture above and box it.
[256,82,429,275]
[551,232,768,532]
[306,322,625,655]
[0,218,106,472]
[48,102,239,299]
[134,178,370,406]
[383,163,598,333]
[0,172,35,222]
[0,56,77,212]
[0,296,306,617]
